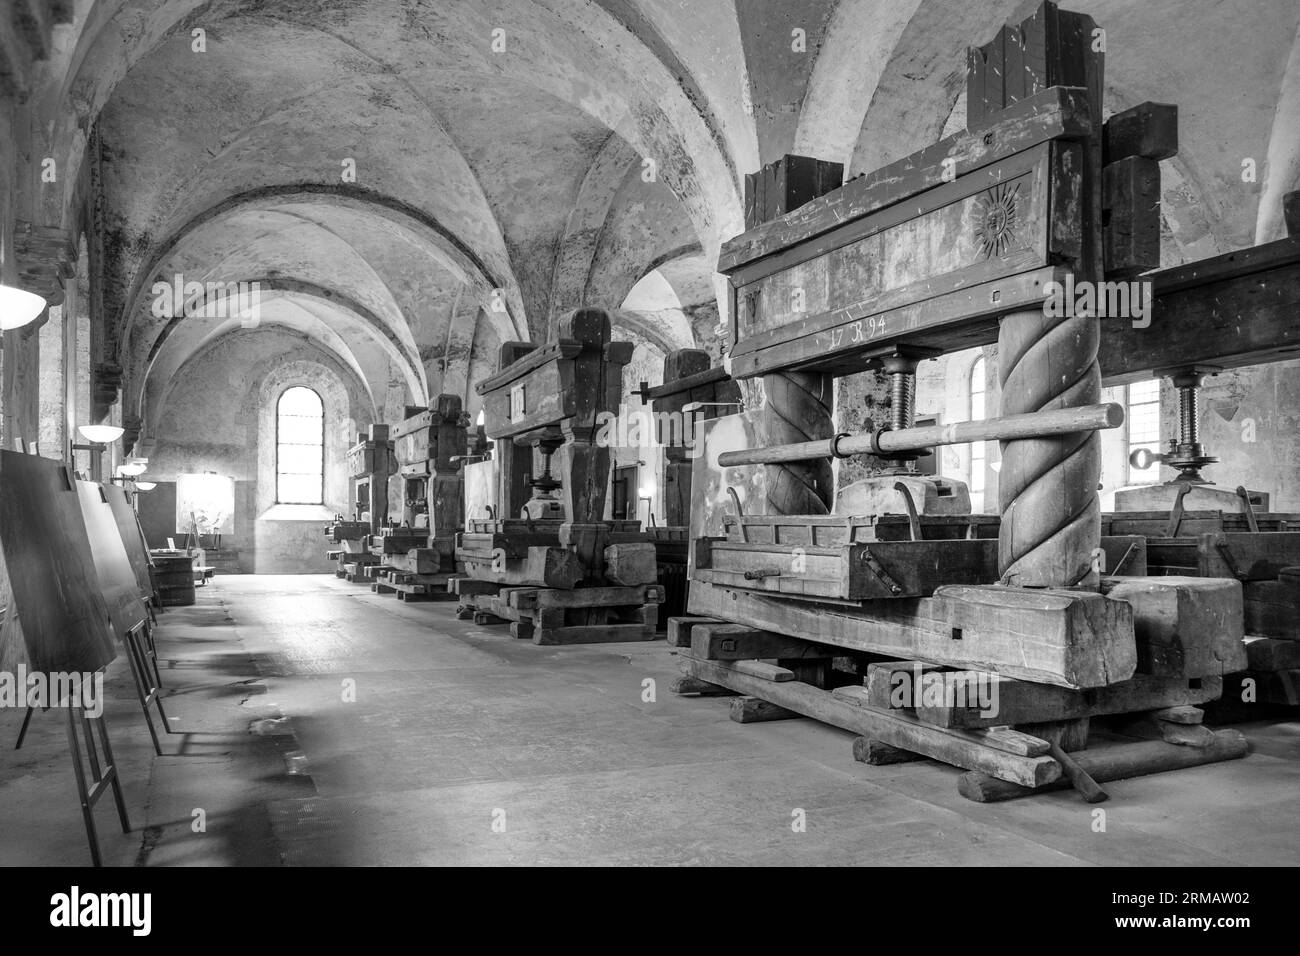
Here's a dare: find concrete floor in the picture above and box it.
[3,574,1300,866]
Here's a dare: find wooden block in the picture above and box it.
[1154,720,1216,748]
[454,607,475,620]
[1103,155,1161,277]
[689,579,1135,689]
[691,622,834,661]
[533,623,657,646]
[506,588,540,610]
[509,621,533,640]
[1152,704,1204,725]
[681,657,1059,787]
[729,696,801,723]
[744,154,843,228]
[852,736,926,765]
[666,616,717,647]
[958,730,1248,802]
[1103,576,1247,677]
[603,542,658,586]
[1103,102,1178,163]
[1243,636,1300,672]
[472,611,507,626]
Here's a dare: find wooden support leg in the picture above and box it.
[760,371,834,515]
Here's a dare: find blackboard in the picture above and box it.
[0,450,117,674]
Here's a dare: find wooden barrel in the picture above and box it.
[152,554,196,606]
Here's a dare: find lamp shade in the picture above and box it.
[0,285,46,330]
[78,424,125,444]
[118,461,147,477]
[134,481,157,492]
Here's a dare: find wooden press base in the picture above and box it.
[449,578,662,645]
[370,568,461,601]
[669,616,1249,802]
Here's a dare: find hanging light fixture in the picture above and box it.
[118,460,148,477]
[0,285,46,331]
[134,481,157,492]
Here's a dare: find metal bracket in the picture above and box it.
[859,547,903,596]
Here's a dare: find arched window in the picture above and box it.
[276,386,324,504]
[969,356,987,511]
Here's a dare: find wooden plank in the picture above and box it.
[533,623,657,646]
[690,622,835,661]
[719,87,1091,275]
[904,672,1222,729]
[728,660,795,682]
[727,142,1055,370]
[688,579,1134,689]
[957,730,1248,802]
[703,538,999,600]
[1099,236,1300,383]
[680,656,1060,787]
[533,584,661,608]
[831,682,1050,758]
[665,616,718,648]
[1102,576,1247,677]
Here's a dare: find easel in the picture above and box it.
[64,687,132,868]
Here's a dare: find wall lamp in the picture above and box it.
[72,424,125,452]
[0,285,47,331]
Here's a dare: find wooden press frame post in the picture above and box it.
[989,3,1106,588]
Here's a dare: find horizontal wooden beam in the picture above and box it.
[719,86,1093,274]
[688,579,1135,689]
[1099,236,1300,382]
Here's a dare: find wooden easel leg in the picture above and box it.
[122,625,166,754]
[143,620,164,688]
[65,705,103,867]
[15,704,35,750]
[95,716,132,834]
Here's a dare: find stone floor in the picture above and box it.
[3,574,1299,866]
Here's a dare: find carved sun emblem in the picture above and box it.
[974,183,1020,258]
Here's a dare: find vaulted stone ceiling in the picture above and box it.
[7,0,1299,442]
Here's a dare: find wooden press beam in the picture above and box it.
[1098,236,1300,383]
